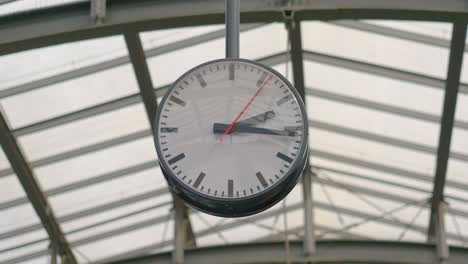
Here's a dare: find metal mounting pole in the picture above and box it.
[49,242,57,264]
[434,202,449,263]
[173,198,186,264]
[225,0,240,58]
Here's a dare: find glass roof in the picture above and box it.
[0,0,86,17]
[0,15,467,264]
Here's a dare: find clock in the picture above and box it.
[153,58,308,217]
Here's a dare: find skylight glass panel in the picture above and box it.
[2,63,139,129]
[144,23,286,88]
[140,25,225,50]
[302,21,450,79]
[0,0,86,16]
[364,20,453,40]
[462,53,468,85]
[45,160,165,218]
[0,175,26,203]
[304,61,445,116]
[17,103,149,161]
[33,135,156,190]
[71,205,172,262]
[0,34,128,91]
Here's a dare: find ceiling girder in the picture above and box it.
[0,112,77,263]
[428,22,467,246]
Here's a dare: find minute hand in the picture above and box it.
[213,123,297,137]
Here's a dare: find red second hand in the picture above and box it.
[219,76,272,141]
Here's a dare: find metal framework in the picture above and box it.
[0,112,77,263]
[0,0,467,263]
[108,241,468,264]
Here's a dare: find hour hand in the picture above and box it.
[237,110,275,126]
[213,123,297,137]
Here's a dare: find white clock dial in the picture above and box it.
[154,59,308,216]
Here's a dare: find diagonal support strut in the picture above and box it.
[0,111,77,263]
[124,31,196,262]
[428,22,467,261]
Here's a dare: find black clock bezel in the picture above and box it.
[153,58,309,217]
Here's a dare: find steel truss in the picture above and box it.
[0,1,467,263]
[106,241,468,264]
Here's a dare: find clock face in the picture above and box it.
[154,58,308,217]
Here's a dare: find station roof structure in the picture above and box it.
[0,0,467,263]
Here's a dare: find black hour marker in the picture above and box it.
[170,95,186,106]
[256,172,269,188]
[256,72,268,87]
[228,180,233,197]
[160,127,178,133]
[277,152,293,163]
[229,63,235,80]
[277,95,292,106]
[196,73,207,87]
[193,172,206,188]
[168,153,185,165]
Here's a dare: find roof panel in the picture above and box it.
[47,165,166,218]
[364,20,453,40]
[0,34,127,91]
[304,61,445,116]
[303,21,450,79]
[17,103,149,161]
[145,23,286,88]
[310,127,437,176]
[306,94,440,148]
[312,156,433,193]
[33,136,156,190]
[140,25,225,50]
[0,0,85,17]
[72,205,172,262]
[2,63,139,129]
[0,175,26,203]
[462,53,468,84]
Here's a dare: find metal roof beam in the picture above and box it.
[303,50,468,94]
[5,167,468,263]
[428,22,467,248]
[2,0,468,56]
[4,114,468,214]
[306,87,468,131]
[124,31,196,255]
[9,51,284,138]
[311,148,468,192]
[0,159,157,210]
[256,224,372,242]
[0,112,77,263]
[0,187,168,241]
[105,241,468,264]
[287,15,315,256]
[100,194,468,264]
[330,20,468,52]
[309,119,468,162]
[0,24,262,99]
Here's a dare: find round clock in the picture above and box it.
[153,58,308,217]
